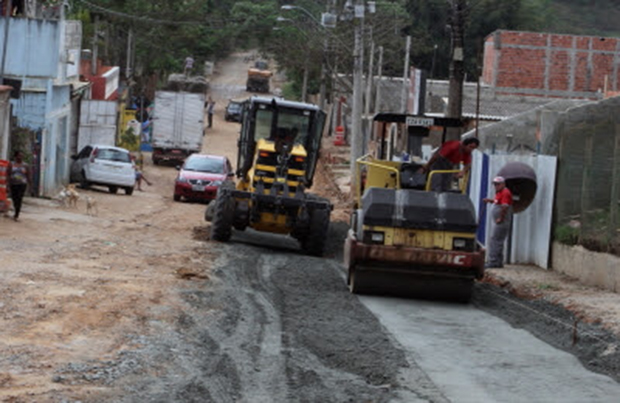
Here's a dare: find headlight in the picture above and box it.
[176,176,189,183]
[212,180,223,186]
[363,231,385,244]
[371,232,384,243]
[453,239,466,248]
[452,238,474,251]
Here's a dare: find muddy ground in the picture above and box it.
[1,52,619,402]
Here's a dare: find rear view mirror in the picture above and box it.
[227,172,235,177]
[175,165,181,170]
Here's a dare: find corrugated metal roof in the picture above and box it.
[426,80,558,120]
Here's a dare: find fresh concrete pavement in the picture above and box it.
[362,296,620,403]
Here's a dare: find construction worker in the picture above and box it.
[483,176,513,268]
[422,137,479,191]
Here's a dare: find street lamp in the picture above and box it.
[281,5,335,30]
[281,4,339,108]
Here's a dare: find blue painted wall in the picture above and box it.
[0,18,60,78]
[2,17,82,196]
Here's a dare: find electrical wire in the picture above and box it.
[73,0,239,27]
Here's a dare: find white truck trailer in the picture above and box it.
[151,90,205,165]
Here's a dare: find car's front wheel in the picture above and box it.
[173,194,181,202]
[109,186,118,194]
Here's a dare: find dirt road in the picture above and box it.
[1,52,620,402]
[0,52,383,402]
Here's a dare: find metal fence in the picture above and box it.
[554,101,620,255]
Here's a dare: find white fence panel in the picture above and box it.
[78,100,117,151]
[469,152,557,269]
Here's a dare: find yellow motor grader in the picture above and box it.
[344,113,485,301]
[207,96,332,256]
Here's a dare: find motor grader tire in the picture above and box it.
[303,207,330,257]
[204,200,215,221]
[210,183,235,242]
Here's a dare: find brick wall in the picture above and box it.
[482,30,620,99]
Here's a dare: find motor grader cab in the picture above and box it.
[208,96,332,256]
[344,113,485,301]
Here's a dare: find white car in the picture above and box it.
[70,145,136,195]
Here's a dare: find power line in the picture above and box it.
[73,0,236,27]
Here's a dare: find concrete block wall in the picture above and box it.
[483,30,620,99]
[552,243,620,293]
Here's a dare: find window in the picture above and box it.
[185,157,224,173]
[96,148,131,163]
[254,108,310,146]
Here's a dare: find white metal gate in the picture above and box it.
[78,100,117,152]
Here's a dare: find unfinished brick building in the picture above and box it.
[482,30,620,99]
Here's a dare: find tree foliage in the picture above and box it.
[67,0,620,99]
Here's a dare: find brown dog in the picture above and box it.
[66,184,80,208]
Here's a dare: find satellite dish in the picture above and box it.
[497,162,537,214]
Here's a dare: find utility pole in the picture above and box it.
[362,38,374,154]
[350,0,364,179]
[319,37,327,109]
[400,35,411,113]
[447,0,466,140]
[364,39,374,117]
[126,28,133,79]
[319,0,338,111]
[374,45,383,115]
[91,14,99,76]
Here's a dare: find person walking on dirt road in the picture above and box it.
[483,176,513,268]
[207,97,215,129]
[422,137,479,192]
[207,97,215,128]
[131,153,152,191]
[8,151,30,221]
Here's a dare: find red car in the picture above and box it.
[173,154,234,202]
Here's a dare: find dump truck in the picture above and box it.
[151,74,207,165]
[206,96,332,256]
[246,60,272,93]
[344,113,485,301]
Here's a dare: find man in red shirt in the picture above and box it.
[422,137,479,191]
[483,176,513,268]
